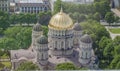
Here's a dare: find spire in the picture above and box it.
[60,6,63,14]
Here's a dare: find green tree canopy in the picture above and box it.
[114,45,120,56]
[0,26,32,50]
[110,55,120,69]
[0,11,10,29]
[16,61,40,71]
[55,63,76,70]
[54,0,62,14]
[105,12,115,25]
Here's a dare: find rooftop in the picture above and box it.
[19,0,43,3]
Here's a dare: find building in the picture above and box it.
[15,0,51,14]
[0,0,10,12]
[53,0,94,4]
[10,8,98,70]
[111,0,120,8]
[50,0,94,11]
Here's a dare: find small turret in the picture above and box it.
[32,22,43,50]
[35,35,49,66]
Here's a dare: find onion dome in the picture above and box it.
[48,8,73,30]
[37,35,48,44]
[33,22,42,31]
[73,22,82,31]
[80,34,92,43]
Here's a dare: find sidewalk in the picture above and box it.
[105,26,120,40]
[111,9,120,17]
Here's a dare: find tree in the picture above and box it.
[110,55,120,69]
[39,11,52,25]
[116,62,120,69]
[0,16,10,30]
[103,42,114,65]
[113,36,120,46]
[0,37,18,50]
[42,26,48,37]
[55,63,76,70]
[54,0,62,14]
[114,45,120,56]
[94,1,110,18]
[114,16,120,24]
[93,12,100,22]
[105,12,115,26]
[16,61,40,71]
[1,26,32,50]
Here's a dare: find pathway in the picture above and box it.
[0,59,10,62]
[105,26,120,40]
[111,9,120,17]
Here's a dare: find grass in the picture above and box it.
[1,54,9,59]
[109,28,120,34]
[0,62,11,69]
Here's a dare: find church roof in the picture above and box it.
[48,8,73,30]
[73,22,82,31]
[37,35,48,44]
[80,34,92,43]
[33,22,42,31]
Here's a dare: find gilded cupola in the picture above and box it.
[48,8,73,30]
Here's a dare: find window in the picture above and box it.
[55,41,57,48]
[41,53,43,59]
[86,52,87,59]
[44,7,47,11]
[61,41,64,48]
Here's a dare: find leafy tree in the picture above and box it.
[110,55,120,69]
[4,27,22,38]
[114,45,120,56]
[9,14,18,25]
[0,11,10,29]
[54,0,62,14]
[42,26,48,37]
[16,61,40,71]
[55,63,76,70]
[0,37,18,50]
[113,36,120,46]
[39,11,52,25]
[1,26,32,50]
[93,12,100,22]
[94,1,110,18]
[114,16,120,23]
[116,62,120,69]
[105,12,115,26]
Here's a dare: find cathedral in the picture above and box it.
[10,9,98,70]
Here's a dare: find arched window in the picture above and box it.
[55,41,57,48]
[61,41,64,48]
[81,52,83,58]
[44,7,47,11]
[41,53,43,60]
[86,52,87,59]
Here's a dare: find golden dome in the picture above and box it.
[48,9,73,30]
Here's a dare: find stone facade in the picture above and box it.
[111,0,120,8]
[16,0,51,14]
[0,0,9,12]
[10,9,98,70]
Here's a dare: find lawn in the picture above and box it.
[0,62,11,69]
[109,28,120,34]
[1,54,9,59]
